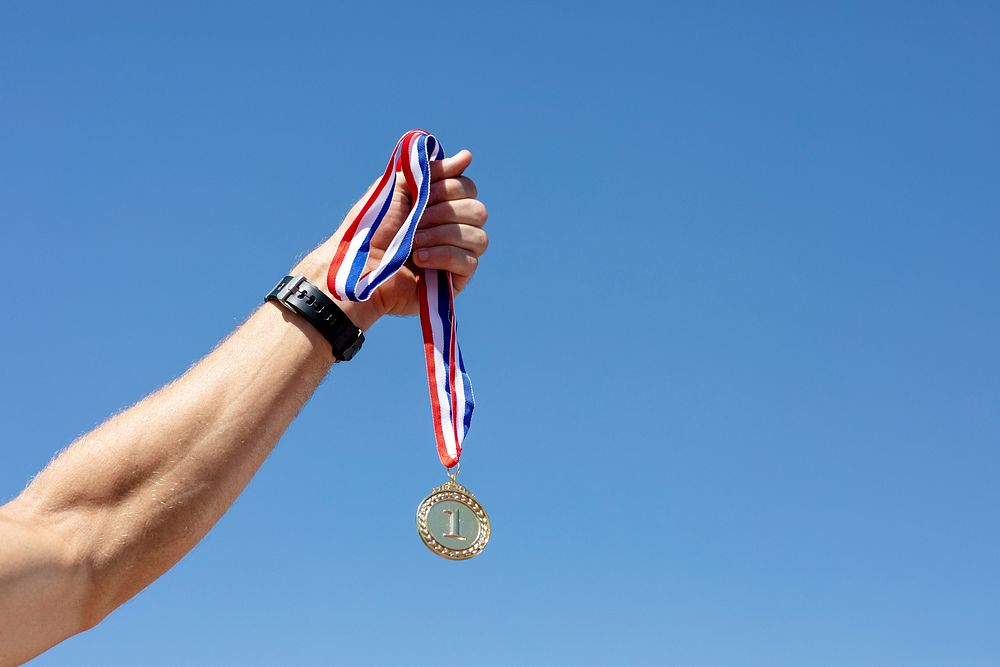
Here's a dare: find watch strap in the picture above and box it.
[265,275,364,361]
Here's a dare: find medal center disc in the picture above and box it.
[426,499,481,549]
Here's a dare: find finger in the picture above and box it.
[429,150,473,181]
[413,224,489,255]
[420,199,488,228]
[453,274,473,293]
[412,246,479,277]
[428,176,478,205]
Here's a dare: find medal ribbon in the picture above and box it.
[327,130,474,469]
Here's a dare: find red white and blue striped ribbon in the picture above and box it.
[327,130,474,469]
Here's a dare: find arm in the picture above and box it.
[0,301,347,663]
[0,150,487,665]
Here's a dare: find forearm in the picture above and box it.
[7,299,343,624]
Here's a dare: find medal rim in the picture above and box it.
[416,481,490,560]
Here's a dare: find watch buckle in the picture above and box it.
[275,275,307,304]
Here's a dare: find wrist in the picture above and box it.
[291,253,384,332]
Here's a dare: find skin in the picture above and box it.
[0,150,488,665]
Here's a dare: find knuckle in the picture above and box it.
[413,229,432,246]
[451,249,472,273]
[474,229,489,253]
[460,176,478,198]
[470,200,488,224]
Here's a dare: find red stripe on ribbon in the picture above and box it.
[417,272,456,467]
[326,137,404,298]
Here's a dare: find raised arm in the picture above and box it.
[0,150,487,665]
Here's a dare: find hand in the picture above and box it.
[295,149,488,330]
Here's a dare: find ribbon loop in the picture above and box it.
[327,130,474,468]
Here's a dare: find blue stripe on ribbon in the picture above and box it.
[456,335,474,439]
[435,269,455,424]
[345,169,398,300]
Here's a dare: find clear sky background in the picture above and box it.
[1,1,998,665]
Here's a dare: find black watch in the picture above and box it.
[265,275,365,361]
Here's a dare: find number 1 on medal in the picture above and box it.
[442,508,466,541]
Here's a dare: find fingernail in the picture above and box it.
[416,249,430,261]
[414,231,426,243]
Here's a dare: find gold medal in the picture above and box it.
[416,474,490,560]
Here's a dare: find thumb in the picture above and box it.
[429,149,473,181]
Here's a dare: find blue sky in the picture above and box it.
[1,1,998,665]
